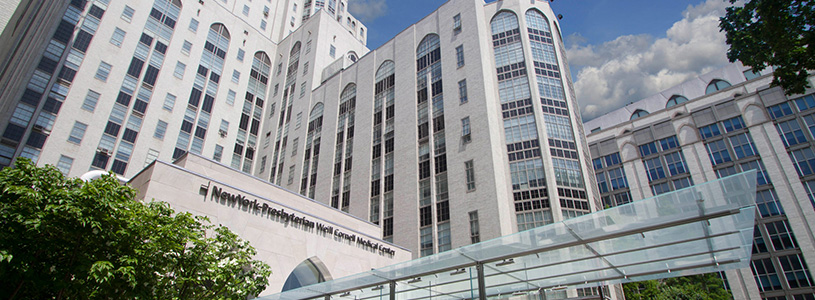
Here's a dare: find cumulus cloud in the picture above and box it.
[568,0,735,121]
[348,0,388,23]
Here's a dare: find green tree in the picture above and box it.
[719,0,815,95]
[623,273,732,300]
[0,159,271,299]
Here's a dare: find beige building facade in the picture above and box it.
[129,153,411,296]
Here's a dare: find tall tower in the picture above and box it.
[0,0,598,268]
[253,0,600,260]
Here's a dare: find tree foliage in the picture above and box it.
[623,273,732,300]
[720,0,815,95]
[0,159,271,299]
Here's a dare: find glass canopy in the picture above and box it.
[260,171,757,300]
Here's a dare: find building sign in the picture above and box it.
[209,185,396,256]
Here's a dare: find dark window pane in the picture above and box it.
[26,131,47,149]
[20,89,42,106]
[42,97,62,114]
[122,129,138,143]
[72,30,93,52]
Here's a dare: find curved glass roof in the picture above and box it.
[260,171,757,300]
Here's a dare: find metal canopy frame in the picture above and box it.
[260,171,757,300]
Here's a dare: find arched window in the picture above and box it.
[269,42,302,184]
[281,257,331,292]
[290,41,301,56]
[173,23,230,160]
[210,23,230,40]
[416,33,449,254]
[491,11,519,35]
[331,84,356,211]
[666,95,689,108]
[630,109,649,120]
[309,102,324,123]
[370,61,395,228]
[347,51,357,63]
[300,103,324,197]
[705,79,731,94]
[525,9,551,33]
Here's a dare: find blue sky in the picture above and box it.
[350,0,735,120]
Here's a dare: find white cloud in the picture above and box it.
[568,0,734,121]
[348,0,388,23]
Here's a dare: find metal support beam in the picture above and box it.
[389,280,396,300]
[476,262,487,300]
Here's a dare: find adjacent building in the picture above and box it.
[585,64,815,299]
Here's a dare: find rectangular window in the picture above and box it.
[242,5,250,16]
[461,116,471,143]
[303,61,309,75]
[596,173,609,193]
[437,222,451,252]
[638,142,658,157]
[458,79,468,104]
[68,122,87,144]
[766,220,797,251]
[608,167,628,190]
[82,90,101,112]
[57,155,73,175]
[291,138,299,157]
[705,139,732,165]
[189,18,199,32]
[154,120,167,139]
[778,254,814,288]
[752,258,782,291]
[469,211,479,243]
[776,119,807,147]
[217,90,231,107]
[456,45,465,68]
[795,94,815,112]
[453,14,461,32]
[163,93,176,111]
[110,27,126,46]
[663,152,687,176]
[237,49,245,61]
[790,148,815,176]
[756,189,784,217]
[95,61,112,81]
[213,144,223,162]
[698,123,722,139]
[232,70,240,83]
[300,82,307,98]
[729,133,757,159]
[420,226,433,257]
[173,61,186,79]
[144,149,159,167]
[122,5,135,22]
[260,20,267,30]
[329,45,336,58]
[182,40,192,55]
[295,112,303,129]
[767,102,793,120]
[465,160,475,191]
[288,165,296,185]
[643,157,665,181]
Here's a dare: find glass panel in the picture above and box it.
[260,171,757,300]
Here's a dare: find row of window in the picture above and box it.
[628,78,740,120]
